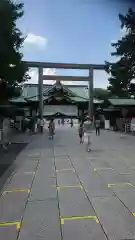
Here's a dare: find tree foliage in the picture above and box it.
[105,8,135,98]
[93,88,111,100]
[0,0,29,103]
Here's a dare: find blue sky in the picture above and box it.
[18,0,131,88]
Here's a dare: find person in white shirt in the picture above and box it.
[83,116,93,152]
[95,119,100,136]
[40,119,44,133]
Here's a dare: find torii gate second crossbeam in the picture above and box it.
[24,61,105,120]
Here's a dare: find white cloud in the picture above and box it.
[110,26,127,50]
[109,40,116,54]
[43,68,56,76]
[28,68,56,84]
[110,40,117,44]
[24,33,48,48]
[27,69,88,86]
[131,79,135,83]
[120,26,127,35]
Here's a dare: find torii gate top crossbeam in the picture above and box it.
[25,60,105,121]
[24,61,105,70]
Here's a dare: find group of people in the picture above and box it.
[47,117,101,152]
[78,117,100,152]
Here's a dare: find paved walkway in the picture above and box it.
[1,126,135,240]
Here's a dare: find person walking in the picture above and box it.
[83,116,93,152]
[61,118,64,125]
[70,118,73,128]
[48,119,55,140]
[40,119,44,133]
[95,118,100,136]
[78,122,84,144]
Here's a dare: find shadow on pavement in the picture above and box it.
[0,142,28,192]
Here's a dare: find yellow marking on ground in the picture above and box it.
[56,169,75,172]
[94,167,114,172]
[23,171,36,175]
[2,189,30,196]
[118,172,133,175]
[57,185,83,190]
[108,182,133,188]
[60,216,99,225]
[132,212,135,216]
[0,221,21,230]
[28,154,40,158]
[15,172,35,175]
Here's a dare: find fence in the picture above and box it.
[116,118,133,133]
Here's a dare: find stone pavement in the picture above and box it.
[1,126,135,239]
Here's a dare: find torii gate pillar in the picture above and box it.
[38,67,43,120]
[89,68,94,120]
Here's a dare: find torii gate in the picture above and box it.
[24,61,105,120]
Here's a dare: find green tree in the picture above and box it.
[0,0,29,104]
[0,0,29,147]
[93,88,111,100]
[105,8,135,97]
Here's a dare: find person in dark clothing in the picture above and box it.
[48,119,55,139]
[70,118,73,128]
[61,118,64,125]
[78,122,84,144]
[95,119,100,136]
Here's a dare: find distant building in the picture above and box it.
[9,81,103,119]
